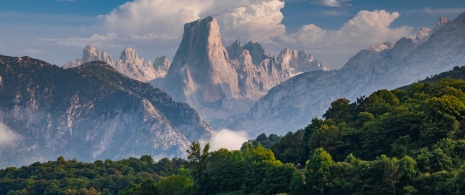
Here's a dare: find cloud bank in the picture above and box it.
[0,122,21,147]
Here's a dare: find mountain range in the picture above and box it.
[151,16,327,123]
[226,13,465,136]
[0,55,211,167]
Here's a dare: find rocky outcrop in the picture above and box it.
[153,56,171,78]
[63,46,170,82]
[0,55,211,168]
[227,14,465,136]
[414,16,450,44]
[114,48,157,82]
[63,45,114,68]
[277,48,327,74]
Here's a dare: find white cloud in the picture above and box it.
[202,129,249,151]
[99,0,285,44]
[273,10,414,68]
[0,122,21,147]
[218,0,285,43]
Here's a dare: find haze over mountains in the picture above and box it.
[0,56,211,167]
[227,13,465,135]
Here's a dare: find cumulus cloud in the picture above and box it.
[99,0,285,44]
[202,129,249,151]
[273,10,414,68]
[0,122,21,147]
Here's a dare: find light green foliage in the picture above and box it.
[156,171,193,195]
[186,141,210,186]
[306,148,334,194]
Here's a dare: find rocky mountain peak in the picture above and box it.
[120,48,139,62]
[415,27,432,43]
[100,51,115,66]
[226,40,243,60]
[243,41,266,65]
[434,16,450,30]
[163,16,238,103]
[182,16,222,51]
[153,56,171,78]
[82,45,100,63]
[368,42,395,52]
[277,48,327,73]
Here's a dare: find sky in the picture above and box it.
[1,0,465,69]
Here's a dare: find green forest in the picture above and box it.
[3,68,465,194]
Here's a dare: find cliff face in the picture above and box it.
[0,55,211,168]
[228,15,465,136]
[162,16,239,103]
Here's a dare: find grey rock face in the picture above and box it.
[153,56,171,78]
[0,56,211,168]
[228,13,465,136]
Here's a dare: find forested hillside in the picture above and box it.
[3,73,465,194]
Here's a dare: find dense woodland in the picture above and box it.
[3,67,465,194]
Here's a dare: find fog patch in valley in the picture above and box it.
[202,129,249,151]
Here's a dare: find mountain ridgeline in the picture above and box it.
[0,55,211,168]
[228,13,465,136]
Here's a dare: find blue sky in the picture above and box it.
[1,0,465,69]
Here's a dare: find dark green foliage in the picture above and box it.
[258,163,295,195]
[186,141,210,186]
[241,133,281,150]
[199,149,245,194]
[306,148,333,194]
[288,171,305,195]
[0,156,186,194]
[271,130,304,164]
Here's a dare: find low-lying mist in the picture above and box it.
[201,129,249,151]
